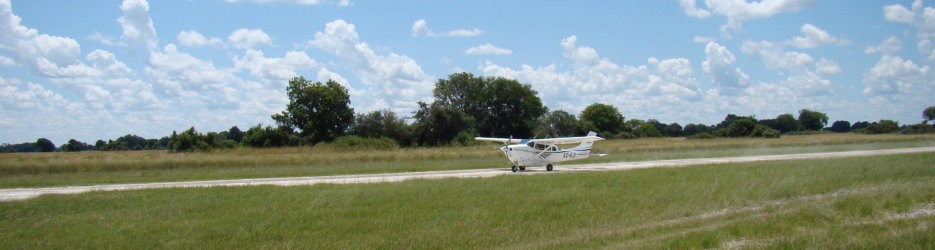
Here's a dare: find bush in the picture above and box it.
[687,132,716,139]
[323,136,399,150]
[860,120,900,134]
[903,123,935,134]
[751,125,781,138]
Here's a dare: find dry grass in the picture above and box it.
[0,133,933,188]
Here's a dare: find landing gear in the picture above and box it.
[511,166,518,172]
[546,164,554,171]
[519,166,526,171]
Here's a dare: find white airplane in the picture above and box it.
[475,131,605,172]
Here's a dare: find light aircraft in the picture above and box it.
[475,131,605,172]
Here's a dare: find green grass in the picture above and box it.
[1,133,934,188]
[2,152,934,248]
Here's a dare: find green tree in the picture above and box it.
[432,72,546,138]
[761,113,799,133]
[664,123,683,137]
[798,109,829,131]
[726,117,758,137]
[62,139,87,152]
[243,124,297,148]
[36,138,55,152]
[829,120,851,133]
[681,123,712,136]
[535,110,580,137]
[349,109,413,146]
[636,122,662,137]
[412,102,476,146]
[863,120,900,134]
[228,126,244,143]
[272,77,354,145]
[924,106,935,124]
[580,103,624,136]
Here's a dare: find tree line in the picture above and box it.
[3,74,935,153]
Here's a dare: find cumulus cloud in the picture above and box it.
[680,0,711,18]
[311,19,435,112]
[0,1,81,68]
[411,19,482,38]
[0,77,68,111]
[233,49,318,82]
[862,55,930,95]
[702,41,749,94]
[146,44,240,108]
[465,43,512,55]
[789,23,843,48]
[883,2,916,23]
[882,0,935,61]
[0,55,13,66]
[815,58,841,75]
[864,35,902,54]
[118,0,158,49]
[680,0,816,36]
[480,36,709,124]
[561,35,601,65]
[741,40,814,72]
[177,30,223,48]
[228,28,272,49]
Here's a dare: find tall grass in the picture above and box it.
[0,133,933,188]
[1,152,933,248]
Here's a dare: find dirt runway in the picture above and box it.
[2,146,933,201]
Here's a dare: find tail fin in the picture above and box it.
[569,131,600,153]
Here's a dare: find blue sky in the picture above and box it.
[1,0,933,144]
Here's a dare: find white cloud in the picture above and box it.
[883,2,915,23]
[703,41,749,94]
[0,1,81,67]
[233,49,318,82]
[680,0,711,18]
[681,0,816,37]
[481,36,709,124]
[741,40,813,72]
[310,19,435,112]
[784,71,831,96]
[883,0,935,61]
[0,55,12,66]
[561,35,600,65]
[692,36,715,43]
[228,28,272,49]
[410,19,482,38]
[465,43,512,55]
[815,58,841,75]
[864,36,902,54]
[177,30,223,48]
[0,77,68,111]
[87,32,127,46]
[862,55,930,95]
[789,23,842,48]
[146,44,240,108]
[118,0,157,49]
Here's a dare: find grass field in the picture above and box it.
[1,133,934,188]
[1,152,933,248]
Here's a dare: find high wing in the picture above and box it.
[474,137,525,144]
[527,132,603,145]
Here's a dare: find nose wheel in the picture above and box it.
[546,164,554,171]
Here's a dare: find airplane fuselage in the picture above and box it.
[500,141,592,168]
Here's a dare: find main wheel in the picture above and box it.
[511,166,518,172]
[519,166,526,171]
[546,164,554,171]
